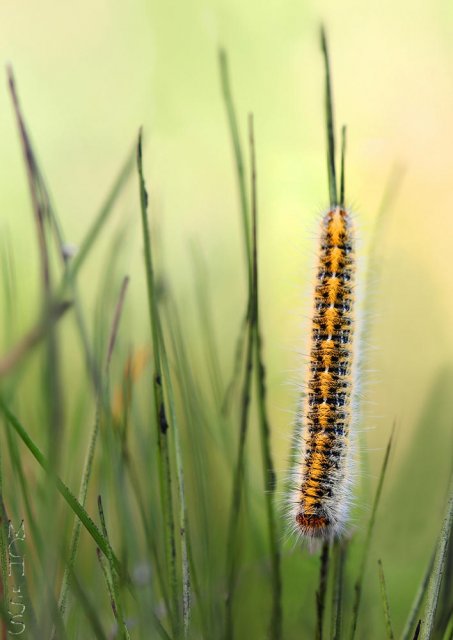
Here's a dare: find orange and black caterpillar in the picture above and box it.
[289,30,358,541]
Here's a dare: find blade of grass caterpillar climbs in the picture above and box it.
[316,542,330,640]
[330,539,347,640]
[339,125,346,207]
[0,398,123,578]
[378,559,395,640]
[320,26,337,206]
[349,428,394,640]
[420,474,453,640]
[248,113,282,639]
[401,551,436,640]
[137,129,180,638]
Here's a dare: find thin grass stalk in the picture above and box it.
[330,540,347,640]
[0,399,123,577]
[420,475,453,640]
[158,318,193,637]
[54,277,129,630]
[219,48,252,419]
[191,246,224,408]
[378,559,395,640]
[136,131,180,637]
[401,552,436,640]
[316,542,330,640]
[218,49,251,271]
[224,299,255,640]
[97,495,130,639]
[349,428,394,640]
[248,114,282,639]
[320,27,337,206]
[7,67,65,635]
[60,146,136,293]
[123,450,172,625]
[162,294,215,637]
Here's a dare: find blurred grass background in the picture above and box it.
[0,0,452,638]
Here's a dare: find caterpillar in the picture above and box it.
[289,29,359,541]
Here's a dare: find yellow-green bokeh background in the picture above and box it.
[0,0,452,635]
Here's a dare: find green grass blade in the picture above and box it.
[0,398,123,577]
[349,428,394,640]
[224,293,254,640]
[330,540,347,640]
[249,114,282,640]
[137,130,180,637]
[158,318,193,637]
[218,49,251,271]
[316,542,330,640]
[62,145,136,289]
[401,552,435,640]
[97,495,130,640]
[420,475,453,640]
[55,277,129,627]
[339,125,346,207]
[320,27,337,206]
[377,559,394,640]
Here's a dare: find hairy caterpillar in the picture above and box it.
[289,30,359,541]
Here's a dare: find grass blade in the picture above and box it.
[158,318,193,637]
[97,495,130,639]
[137,130,180,637]
[377,559,394,640]
[320,27,337,206]
[0,398,123,578]
[54,277,129,628]
[218,49,251,270]
[316,542,330,640]
[248,114,282,639]
[420,475,453,640]
[349,428,394,640]
[62,145,136,290]
[330,540,347,640]
[401,551,435,640]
